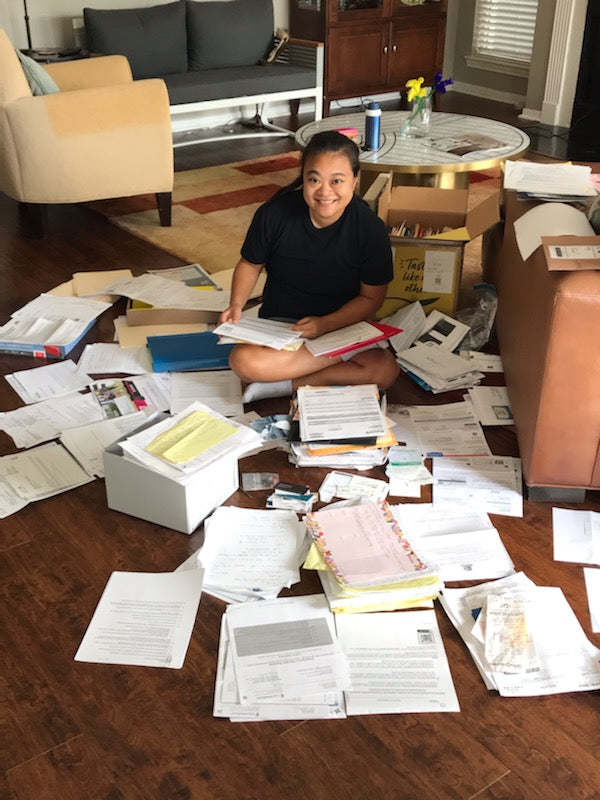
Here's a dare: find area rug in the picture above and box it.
[87,152,501,303]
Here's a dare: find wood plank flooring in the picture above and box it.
[1,95,599,800]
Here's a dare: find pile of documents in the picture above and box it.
[303,500,443,614]
[288,384,395,469]
[396,342,484,393]
[115,400,261,478]
[193,506,308,602]
[384,446,432,498]
[504,160,599,202]
[440,572,600,696]
[213,594,460,720]
[213,594,349,721]
[432,455,523,517]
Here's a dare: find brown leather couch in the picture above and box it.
[490,189,600,501]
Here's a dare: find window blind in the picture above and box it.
[472,0,539,64]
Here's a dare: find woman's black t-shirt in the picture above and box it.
[241,190,393,321]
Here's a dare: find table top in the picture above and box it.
[295,111,531,176]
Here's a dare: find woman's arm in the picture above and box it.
[292,282,388,339]
[219,258,264,323]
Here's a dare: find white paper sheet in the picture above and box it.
[467,386,514,426]
[392,503,514,582]
[335,610,460,714]
[433,456,523,517]
[77,342,153,375]
[198,506,305,595]
[99,273,231,311]
[383,301,427,354]
[297,384,386,443]
[553,507,600,565]
[225,594,350,704]
[74,569,204,668]
[59,412,148,477]
[214,317,302,350]
[5,360,91,404]
[0,442,94,501]
[0,393,104,449]
[170,370,243,417]
[213,616,347,721]
[584,567,600,633]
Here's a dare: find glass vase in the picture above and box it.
[400,93,432,138]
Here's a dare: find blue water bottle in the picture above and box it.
[364,101,381,150]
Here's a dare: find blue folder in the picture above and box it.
[147,331,234,372]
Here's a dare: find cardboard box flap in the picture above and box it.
[541,235,600,271]
[433,191,500,241]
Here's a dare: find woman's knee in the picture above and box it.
[354,349,399,389]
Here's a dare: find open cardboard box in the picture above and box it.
[374,180,500,316]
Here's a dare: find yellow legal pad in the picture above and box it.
[145,409,237,464]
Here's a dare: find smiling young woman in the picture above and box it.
[219,130,400,402]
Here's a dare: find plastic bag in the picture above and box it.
[455,283,498,351]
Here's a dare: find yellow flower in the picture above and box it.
[405,77,428,102]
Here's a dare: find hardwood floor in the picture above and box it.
[1,94,599,800]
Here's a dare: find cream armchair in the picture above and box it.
[0,29,173,236]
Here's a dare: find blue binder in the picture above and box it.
[147,331,234,372]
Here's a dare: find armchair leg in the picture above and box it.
[18,202,47,239]
[156,192,172,227]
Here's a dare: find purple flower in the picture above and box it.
[433,73,454,94]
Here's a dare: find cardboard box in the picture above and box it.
[126,301,221,326]
[103,418,239,534]
[375,182,500,317]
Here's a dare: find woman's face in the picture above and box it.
[302,151,358,229]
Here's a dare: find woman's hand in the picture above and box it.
[291,316,328,339]
[219,303,244,324]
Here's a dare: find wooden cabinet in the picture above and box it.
[289,0,447,115]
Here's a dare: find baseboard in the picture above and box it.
[450,80,526,110]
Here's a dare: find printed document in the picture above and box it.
[74,569,205,668]
[392,503,515,581]
[0,442,93,501]
[552,507,600,565]
[335,610,460,714]
[213,616,347,721]
[225,594,350,704]
[584,568,600,633]
[170,370,243,417]
[213,317,302,350]
[77,342,153,375]
[100,273,231,311]
[297,384,386,443]
[59,412,147,477]
[433,456,523,517]
[5,360,91,404]
[0,393,104,449]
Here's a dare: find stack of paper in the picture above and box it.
[0,294,111,358]
[384,446,432,498]
[117,401,262,479]
[302,321,402,358]
[194,506,308,602]
[213,594,349,721]
[213,317,303,350]
[440,572,600,696]
[396,342,484,393]
[504,160,598,202]
[303,500,442,613]
[288,384,395,470]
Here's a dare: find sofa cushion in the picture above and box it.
[16,50,60,95]
[186,0,273,70]
[161,64,316,105]
[83,2,187,79]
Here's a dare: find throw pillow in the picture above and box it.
[83,1,187,80]
[187,0,273,70]
[16,50,60,95]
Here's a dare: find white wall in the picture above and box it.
[1,0,289,49]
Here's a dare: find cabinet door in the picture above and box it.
[388,19,445,90]
[327,24,388,98]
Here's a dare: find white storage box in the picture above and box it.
[103,423,239,534]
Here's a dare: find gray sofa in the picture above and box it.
[83,0,324,144]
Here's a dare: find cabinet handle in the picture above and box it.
[383,45,388,54]
[392,44,397,53]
